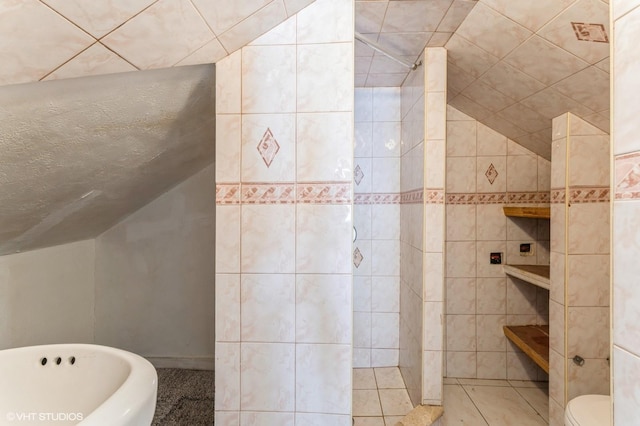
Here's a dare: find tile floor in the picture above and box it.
[441,377,549,426]
[353,367,414,426]
[353,368,549,426]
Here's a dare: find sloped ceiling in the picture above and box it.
[355,0,610,159]
[0,0,313,86]
[0,65,215,255]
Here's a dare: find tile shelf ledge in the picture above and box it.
[503,264,550,291]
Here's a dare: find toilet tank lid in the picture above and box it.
[566,395,611,426]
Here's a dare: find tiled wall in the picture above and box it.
[353,87,401,369]
[548,113,610,426]
[399,51,426,407]
[612,2,640,423]
[444,105,551,381]
[214,0,354,423]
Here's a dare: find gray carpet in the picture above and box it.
[152,368,214,425]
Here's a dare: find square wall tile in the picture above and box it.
[613,346,640,424]
[446,157,477,193]
[477,351,507,380]
[506,154,538,192]
[216,205,241,273]
[297,112,353,181]
[242,114,296,182]
[476,204,507,241]
[296,274,351,344]
[215,342,240,410]
[476,315,507,352]
[567,254,610,306]
[567,203,610,255]
[446,315,476,351]
[445,241,477,278]
[372,349,399,367]
[446,205,476,241]
[216,50,242,114]
[241,204,295,273]
[568,135,610,187]
[297,205,352,274]
[296,344,351,414]
[372,313,399,349]
[477,278,507,314]
[446,351,477,378]
[241,274,295,342]
[297,43,353,112]
[242,45,296,113]
[216,274,240,342]
[447,121,477,157]
[373,87,402,121]
[216,114,241,182]
[372,276,400,313]
[567,306,609,359]
[240,343,295,411]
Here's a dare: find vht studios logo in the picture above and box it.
[5,412,84,422]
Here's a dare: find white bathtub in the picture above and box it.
[0,344,157,426]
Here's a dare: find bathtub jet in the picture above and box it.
[0,344,158,426]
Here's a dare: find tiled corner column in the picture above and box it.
[214,0,354,424]
[399,49,426,407]
[549,113,610,426]
[422,47,447,406]
[612,2,640,423]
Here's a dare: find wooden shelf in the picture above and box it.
[503,264,550,290]
[503,325,549,373]
[503,206,550,219]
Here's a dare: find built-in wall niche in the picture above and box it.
[502,206,551,373]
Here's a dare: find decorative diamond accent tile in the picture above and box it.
[353,247,364,268]
[257,128,280,168]
[354,164,364,186]
[485,163,499,185]
[571,23,609,43]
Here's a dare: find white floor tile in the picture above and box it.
[354,417,385,426]
[514,386,549,422]
[442,384,489,426]
[379,389,413,416]
[354,368,378,389]
[374,367,406,389]
[353,389,382,417]
[457,378,511,387]
[462,385,547,426]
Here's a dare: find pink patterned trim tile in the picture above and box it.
[446,193,477,205]
[571,22,609,43]
[216,183,240,204]
[569,186,610,203]
[297,181,352,204]
[354,193,401,205]
[615,152,640,201]
[551,189,566,204]
[401,189,424,204]
[425,190,445,204]
[475,193,508,204]
[242,182,295,204]
[445,192,550,205]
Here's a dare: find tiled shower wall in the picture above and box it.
[548,113,610,426]
[612,1,640,423]
[444,106,551,381]
[353,87,401,368]
[214,0,354,423]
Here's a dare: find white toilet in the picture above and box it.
[564,394,611,426]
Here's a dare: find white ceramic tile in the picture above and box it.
[102,0,214,69]
[241,274,295,342]
[381,0,450,33]
[445,33,500,79]
[216,412,240,426]
[613,346,640,424]
[216,274,240,342]
[506,277,538,314]
[446,314,476,351]
[216,205,241,273]
[567,203,610,255]
[477,156,507,193]
[566,357,610,401]
[372,122,402,158]
[462,385,547,425]
[567,254,610,306]
[242,45,296,113]
[249,14,296,46]
[176,37,228,66]
[476,240,507,278]
[374,367,406,389]
[371,277,400,313]
[481,0,575,32]
[215,342,240,410]
[240,412,294,426]
[426,91,447,141]
[446,278,476,314]
[354,312,372,349]
[241,204,295,273]
[567,306,609,358]
[476,204,507,241]
[296,274,351,344]
[371,313,399,349]
[568,135,610,186]
[447,121,477,157]
[215,114,241,182]
[295,413,352,426]
[446,351,477,378]
[215,50,242,114]
[296,344,351,414]
[191,0,270,35]
[477,352,507,380]
[354,368,377,390]
[242,113,296,182]
[372,158,400,193]
[353,389,382,417]
[477,278,507,314]
[217,0,288,53]
[378,389,414,416]
[442,384,488,424]
[476,314,507,352]
[506,350,540,381]
[297,43,353,112]
[297,0,352,44]
[240,342,295,411]
[371,349,399,367]
[446,157,477,193]
[506,154,538,192]
[424,301,444,351]
[446,241,477,278]
[504,35,590,86]
[44,43,136,81]
[297,112,353,181]
[478,62,547,103]
[0,0,95,86]
[297,205,352,274]
[372,205,400,240]
[354,275,372,313]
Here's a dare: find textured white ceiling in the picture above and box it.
[0,65,215,255]
[355,0,610,158]
[0,0,312,86]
